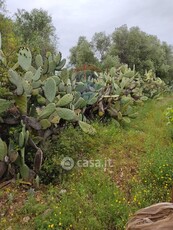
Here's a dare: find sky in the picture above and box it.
[6,0,173,59]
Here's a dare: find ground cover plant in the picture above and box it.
[0,96,173,229]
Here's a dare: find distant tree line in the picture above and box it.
[0,0,173,82]
[69,25,173,82]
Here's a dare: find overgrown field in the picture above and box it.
[0,95,173,230]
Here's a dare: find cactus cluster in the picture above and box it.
[72,65,168,124]
[0,121,43,182]
[0,34,169,183]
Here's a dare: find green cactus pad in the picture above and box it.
[54,52,62,64]
[43,58,49,74]
[8,69,24,95]
[32,66,42,81]
[78,121,96,135]
[38,103,56,120]
[51,76,61,85]
[24,71,33,82]
[56,94,73,107]
[44,77,57,102]
[22,80,32,95]
[55,58,66,71]
[18,47,32,71]
[56,108,77,121]
[74,97,87,109]
[19,132,25,148]
[35,54,43,67]
[14,94,27,114]
[0,138,7,161]
[36,95,46,105]
[32,80,42,89]
[40,119,51,129]
[58,82,65,92]
[20,163,30,181]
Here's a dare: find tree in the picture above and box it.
[0,6,19,65]
[91,32,110,61]
[110,25,173,79]
[101,54,120,71]
[69,36,98,66]
[14,8,58,55]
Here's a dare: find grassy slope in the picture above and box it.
[1,96,173,230]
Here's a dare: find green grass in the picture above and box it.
[1,96,173,230]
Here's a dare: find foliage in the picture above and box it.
[91,31,111,61]
[165,107,173,124]
[0,97,173,230]
[110,25,173,80]
[70,25,173,80]
[69,36,98,66]
[101,54,120,70]
[0,14,19,66]
[14,9,58,56]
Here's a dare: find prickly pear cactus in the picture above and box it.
[0,138,7,161]
[43,78,57,102]
[18,47,32,71]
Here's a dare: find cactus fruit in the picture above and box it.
[43,77,57,102]
[56,94,73,107]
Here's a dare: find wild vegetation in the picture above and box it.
[1,1,173,229]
